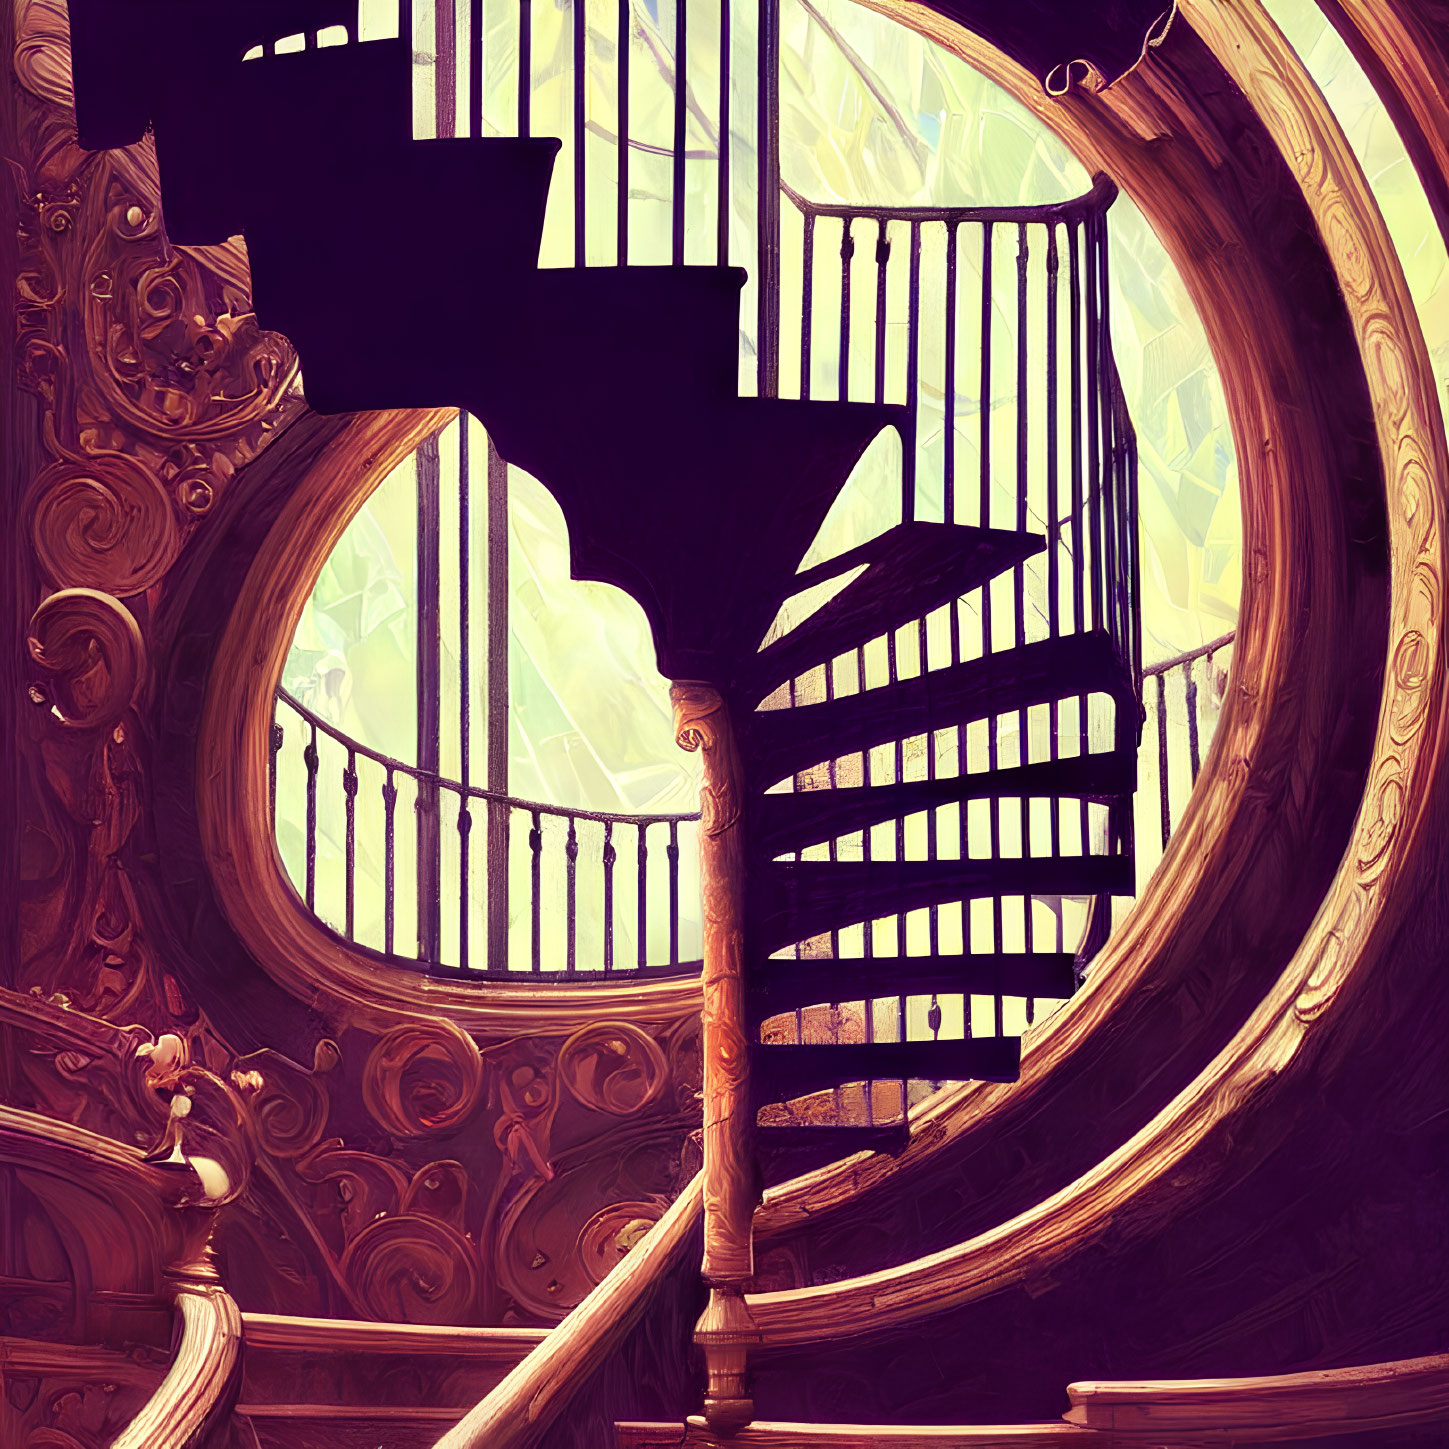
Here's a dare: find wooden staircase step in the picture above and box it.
[617,1420,1095,1447]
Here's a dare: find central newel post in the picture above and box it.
[671,682,760,1434]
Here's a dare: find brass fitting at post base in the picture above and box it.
[694,1283,762,1435]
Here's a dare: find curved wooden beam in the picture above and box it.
[1065,1352,1449,1440]
[112,1270,243,1449]
[1313,0,1449,247]
[431,1172,704,1449]
[195,406,702,1035]
[758,0,1393,1246]
[745,0,1447,1338]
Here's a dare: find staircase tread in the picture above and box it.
[753,751,1135,858]
[745,631,1136,787]
[752,1037,1021,1101]
[754,854,1134,955]
[746,521,1045,699]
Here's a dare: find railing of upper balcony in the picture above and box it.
[272,688,702,976]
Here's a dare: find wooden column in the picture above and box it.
[671,682,759,1434]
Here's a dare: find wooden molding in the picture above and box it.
[617,1423,1095,1447]
[1065,1352,1449,1440]
[743,0,1447,1337]
[196,406,703,1036]
[241,1310,549,1360]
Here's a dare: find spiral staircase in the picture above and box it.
[50,0,1146,1441]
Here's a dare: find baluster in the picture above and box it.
[1098,224,1120,655]
[672,0,687,265]
[667,819,680,966]
[714,0,728,265]
[343,748,358,940]
[801,211,815,399]
[565,815,579,971]
[1085,212,1103,634]
[469,0,482,137]
[873,218,889,405]
[269,719,284,826]
[383,767,397,957]
[1156,671,1170,850]
[905,219,921,522]
[756,0,781,400]
[1186,657,1202,784]
[530,809,543,972]
[838,216,854,401]
[519,0,532,135]
[458,795,473,969]
[573,0,586,264]
[487,438,511,972]
[1014,222,1030,915]
[979,219,993,538]
[620,0,631,263]
[603,820,616,971]
[1046,223,1062,862]
[303,721,319,911]
[1067,218,1089,874]
[943,219,959,526]
[435,0,456,137]
[636,822,648,967]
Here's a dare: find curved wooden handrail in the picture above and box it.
[112,1271,243,1449]
[1065,1353,1449,1441]
[241,1310,549,1361]
[431,1172,704,1449]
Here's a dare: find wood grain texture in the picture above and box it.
[1314,0,1449,248]
[753,0,1393,1262]
[1065,1353,1449,1440]
[429,1172,703,1449]
[195,406,702,1035]
[112,1272,242,1449]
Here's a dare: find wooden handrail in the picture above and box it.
[430,1172,704,1449]
[112,1270,242,1449]
[1065,1353,1449,1441]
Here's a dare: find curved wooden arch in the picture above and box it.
[744,0,1447,1340]
[195,406,702,1035]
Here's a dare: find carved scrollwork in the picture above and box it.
[27,589,143,730]
[362,1018,485,1138]
[575,1199,667,1287]
[27,454,181,598]
[295,1142,410,1254]
[557,1022,668,1117]
[339,1213,480,1325]
[233,1040,339,1160]
[670,683,742,835]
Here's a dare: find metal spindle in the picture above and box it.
[565,815,579,970]
[383,767,397,956]
[800,211,815,398]
[603,820,616,970]
[839,217,854,401]
[469,0,482,137]
[1156,671,1170,850]
[636,823,648,967]
[1045,223,1062,860]
[873,218,889,405]
[716,0,729,265]
[304,722,319,911]
[1085,213,1104,635]
[1186,659,1202,783]
[530,808,543,971]
[574,0,586,264]
[672,0,687,265]
[458,797,472,969]
[668,819,680,965]
[619,0,630,263]
[269,720,284,826]
[343,748,358,940]
[519,0,532,135]
[905,219,921,523]
[943,220,958,525]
